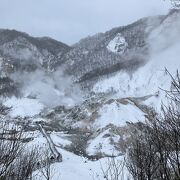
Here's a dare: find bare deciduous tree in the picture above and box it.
[38,148,55,180]
[93,157,127,180]
[127,70,180,180]
[0,123,40,180]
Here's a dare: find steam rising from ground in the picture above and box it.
[11,68,83,108]
[148,10,180,53]
[3,10,180,118]
[93,10,180,112]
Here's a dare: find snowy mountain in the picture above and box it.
[0,29,70,73]
[0,9,180,180]
[62,14,165,85]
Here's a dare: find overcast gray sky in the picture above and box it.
[0,0,171,45]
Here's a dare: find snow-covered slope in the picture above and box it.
[4,97,44,118]
[25,129,131,180]
[33,148,130,180]
[93,41,180,97]
[94,45,180,112]
[94,101,145,129]
[93,10,180,113]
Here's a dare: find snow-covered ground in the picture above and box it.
[22,130,131,180]
[33,148,131,180]
[4,97,44,118]
[94,101,145,129]
[30,131,131,180]
[50,132,72,148]
[86,129,120,156]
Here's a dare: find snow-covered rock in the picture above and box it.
[107,33,128,54]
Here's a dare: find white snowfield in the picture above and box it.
[107,33,128,54]
[94,101,145,129]
[4,97,44,118]
[31,133,131,180]
[33,149,131,180]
